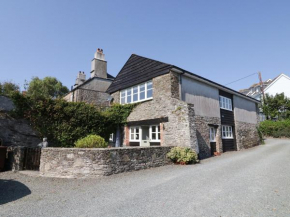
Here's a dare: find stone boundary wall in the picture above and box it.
[5,146,26,171]
[40,146,173,178]
[235,121,260,150]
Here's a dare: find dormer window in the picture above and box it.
[120,80,153,104]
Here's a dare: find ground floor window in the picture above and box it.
[222,125,233,139]
[209,127,216,142]
[150,125,161,141]
[130,127,141,141]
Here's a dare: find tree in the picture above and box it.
[0,81,20,96]
[26,77,69,99]
[261,93,290,120]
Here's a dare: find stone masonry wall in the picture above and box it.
[125,72,198,150]
[40,146,172,178]
[194,116,222,159]
[76,89,111,108]
[235,121,260,150]
[5,146,26,171]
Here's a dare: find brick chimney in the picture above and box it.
[90,48,107,78]
[74,71,86,88]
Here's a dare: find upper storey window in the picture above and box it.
[219,96,232,111]
[120,81,153,104]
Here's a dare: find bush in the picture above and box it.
[259,120,290,138]
[257,127,265,144]
[167,147,199,165]
[75,135,108,148]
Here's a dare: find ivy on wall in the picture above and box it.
[9,92,136,147]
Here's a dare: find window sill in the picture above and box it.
[220,108,233,111]
[122,97,153,105]
[222,137,233,139]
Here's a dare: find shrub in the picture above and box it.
[259,120,290,138]
[167,147,199,165]
[75,135,108,148]
[257,127,265,144]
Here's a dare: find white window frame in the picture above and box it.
[219,96,232,111]
[129,126,141,142]
[120,80,153,104]
[209,127,216,142]
[149,125,161,142]
[222,125,233,139]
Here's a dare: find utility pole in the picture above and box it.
[259,71,268,120]
[258,72,266,102]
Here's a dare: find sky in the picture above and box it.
[0,0,290,91]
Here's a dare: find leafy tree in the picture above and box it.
[26,76,69,99]
[0,81,20,96]
[261,93,290,120]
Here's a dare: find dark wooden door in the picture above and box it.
[23,148,41,170]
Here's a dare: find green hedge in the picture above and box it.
[9,92,135,147]
[259,120,290,138]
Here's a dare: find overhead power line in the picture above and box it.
[224,72,258,86]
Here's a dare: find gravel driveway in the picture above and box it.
[1,138,290,217]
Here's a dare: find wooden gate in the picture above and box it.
[23,147,41,170]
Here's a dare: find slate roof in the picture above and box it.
[106,54,173,93]
[107,54,260,103]
[71,74,115,92]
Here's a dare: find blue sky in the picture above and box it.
[1,0,290,91]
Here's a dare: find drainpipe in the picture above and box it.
[115,125,121,147]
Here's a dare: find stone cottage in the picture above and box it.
[63,49,115,107]
[107,54,260,159]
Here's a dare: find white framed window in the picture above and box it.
[150,125,161,142]
[130,126,141,142]
[219,96,232,111]
[109,133,114,142]
[222,125,233,139]
[121,90,126,104]
[209,127,216,142]
[120,80,153,104]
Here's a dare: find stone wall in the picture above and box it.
[111,91,120,104]
[125,72,198,150]
[5,146,26,171]
[40,146,173,178]
[63,77,113,108]
[235,121,260,150]
[194,116,222,159]
[75,89,111,108]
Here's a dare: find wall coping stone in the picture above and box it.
[43,146,175,151]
